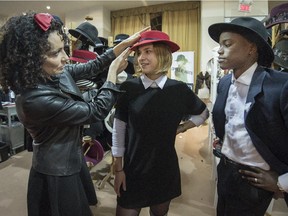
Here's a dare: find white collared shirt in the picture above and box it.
[221,63,270,170]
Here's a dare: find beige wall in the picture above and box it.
[200,0,269,72]
[65,5,111,38]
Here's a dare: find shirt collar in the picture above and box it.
[231,62,258,86]
[141,74,167,89]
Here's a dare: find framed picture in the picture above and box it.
[171,51,194,88]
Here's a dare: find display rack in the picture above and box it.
[0,104,24,154]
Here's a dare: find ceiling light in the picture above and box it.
[46,6,51,10]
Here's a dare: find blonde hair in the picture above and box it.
[133,43,172,77]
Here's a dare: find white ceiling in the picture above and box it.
[0,0,181,18]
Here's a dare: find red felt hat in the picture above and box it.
[70,49,97,63]
[130,30,180,53]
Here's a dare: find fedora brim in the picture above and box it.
[208,23,274,67]
[266,19,288,29]
[113,39,123,44]
[69,28,102,47]
[130,39,180,53]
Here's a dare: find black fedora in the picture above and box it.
[208,17,274,67]
[113,33,129,45]
[69,22,102,47]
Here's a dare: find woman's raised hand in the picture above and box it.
[123,26,151,47]
[106,47,131,84]
[113,26,150,57]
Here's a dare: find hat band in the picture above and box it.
[267,11,288,26]
[139,37,164,42]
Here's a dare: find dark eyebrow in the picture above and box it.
[47,47,62,55]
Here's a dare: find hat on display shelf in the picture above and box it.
[273,38,288,70]
[265,3,288,29]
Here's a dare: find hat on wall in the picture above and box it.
[70,49,97,63]
[265,3,288,29]
[176,54,188,63]
[273,38,288,70]
[69,22,102,47]
[208,17,274,67]
[130,30,180,53]
[113,34,129,45]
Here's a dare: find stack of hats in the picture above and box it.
[70,49,97,63]
[265,3,288,71]
[69,49,98,89]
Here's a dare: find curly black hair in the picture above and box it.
[0,11,68,94]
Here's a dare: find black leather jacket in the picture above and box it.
[16,49,120,176]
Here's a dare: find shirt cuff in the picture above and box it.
[111,146,125,157]
[111,118,126,157]
[278,173,288,192]
[189,107,209,126]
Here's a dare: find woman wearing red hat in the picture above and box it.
[112,30,209,216]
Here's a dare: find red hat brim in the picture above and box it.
[131,39,179,53]
[130,30,180,53]
[69,56,88,63]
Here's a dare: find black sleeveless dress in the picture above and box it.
[115,77,206,208]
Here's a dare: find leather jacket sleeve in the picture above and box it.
[64,48,116,81]
[16,81,121,128]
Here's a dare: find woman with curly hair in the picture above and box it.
[0,11,148,216]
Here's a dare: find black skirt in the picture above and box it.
[27,161,96,216]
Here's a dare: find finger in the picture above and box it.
[249,166,262,173]
[241,175,260,185]
[123,179,126,191]
[138,26,151,34]
[115,184,121,197]
[239,169,259,177]
[122,176,126,191]
[119,47,131,58]
[122,48,131,59]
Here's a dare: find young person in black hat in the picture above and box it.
[112,30,209,216]
[0,11,149,216]
[209,17,288,215]
[69,22,103,50]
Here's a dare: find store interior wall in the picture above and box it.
[200,0,269,73]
